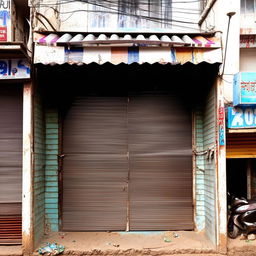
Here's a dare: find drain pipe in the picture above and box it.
[198,0,217,26]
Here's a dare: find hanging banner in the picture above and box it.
[227,106,256,129]
[0,59,30,79]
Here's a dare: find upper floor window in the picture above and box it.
[241,0,256,14]
[56,0,200,33]
[88,0,173,30]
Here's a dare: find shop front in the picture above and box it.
[227,102,256,200]
[32,32,223,250]
[0,59,30,245]
[60,66,194,232]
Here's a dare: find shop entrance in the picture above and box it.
[38,62,220,236]
[59,64,195,232]
[227,159,248,199]
[226,132,256,200]
[0,84,23,244]
[61,93,193,231]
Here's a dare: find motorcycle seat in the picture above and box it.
[235,203,256,213]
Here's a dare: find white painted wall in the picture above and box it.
[200,0,240,252]
[22,82,34,255]
[200,0,240,102]
[240,48,256,72]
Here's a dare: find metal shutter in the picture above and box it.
[62,97,128,231]
[128,95,193,230]
[0,85,22,244]
[62,94,193,231]
[226,132,256,158]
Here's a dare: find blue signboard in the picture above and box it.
[234,72,256,106]
[0,59,30,79]
[227,106,256,128]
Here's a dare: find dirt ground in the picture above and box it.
[0,245,22,256]
[33,231,218,256]
[2,232,256,256]
[228,236,256,256]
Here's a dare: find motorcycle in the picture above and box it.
[228,196,256,239]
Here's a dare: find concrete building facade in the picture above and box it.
[0,1,253,255]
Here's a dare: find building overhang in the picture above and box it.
[0,42,31,81]
[0,42,30,60]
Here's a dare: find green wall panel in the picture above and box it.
[45,109,59,232]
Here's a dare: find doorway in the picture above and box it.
[227,159,248,199]
[0,84,23,244]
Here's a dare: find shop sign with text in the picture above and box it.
[0,59,30,79]
[227,106,256,128]
[234,72,256,106]
[0,0,10,41]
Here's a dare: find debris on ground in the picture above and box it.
[58,232,66,239]
[106,242,120,247]
[163,237,172,243]
[38,243,65,255]
[173,232,180,238]
[240,234,247,240]
[247,234,256,241]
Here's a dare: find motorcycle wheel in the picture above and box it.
[228,223,241,239]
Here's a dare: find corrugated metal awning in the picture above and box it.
[34,32,222,65]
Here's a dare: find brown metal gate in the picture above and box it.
[128,95,193,230]
[62,97,128,231]
[62,94,193,231]
[0,85,22,244]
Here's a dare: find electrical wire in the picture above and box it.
[41,1,199,22]
[36,12,57,31]
[35,0,202,13]
[35,0,205,6]
[34,0,203,30]
[57,9,198,24]
[35,0,201,17]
